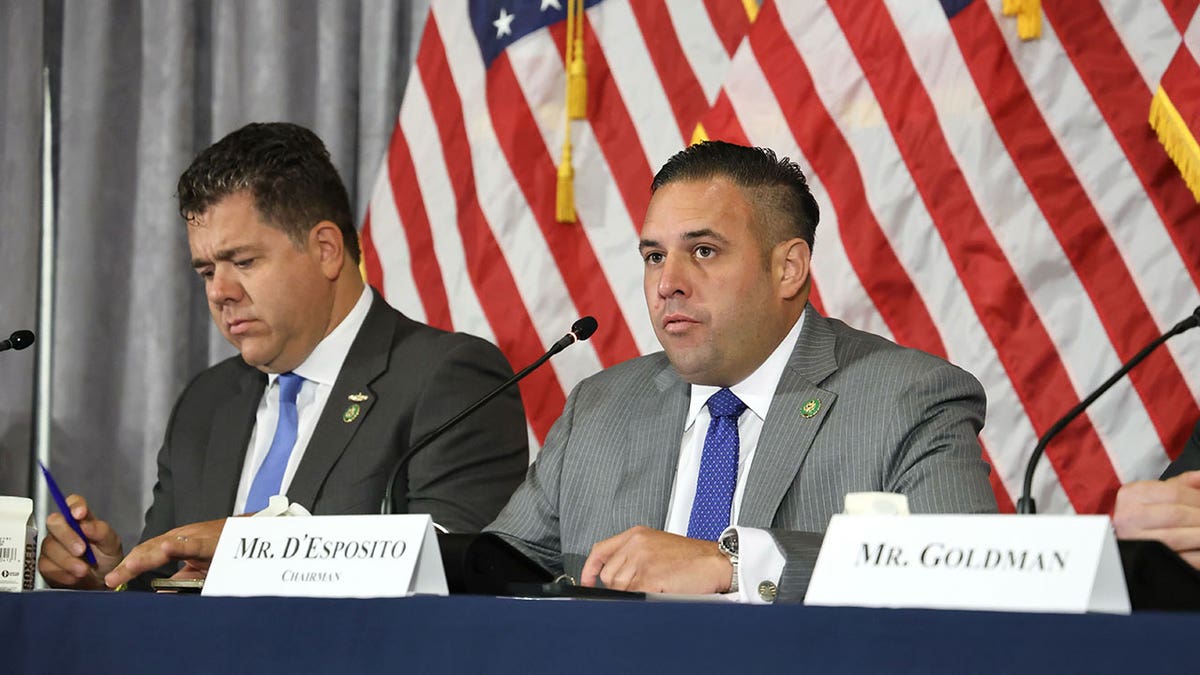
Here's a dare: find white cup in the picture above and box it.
[0,496,37,592]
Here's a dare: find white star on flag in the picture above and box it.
[493,8,515,38]
[540,0,561,10]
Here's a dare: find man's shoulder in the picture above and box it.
[575,351,673,395]
[368,300,504,358]
[815,312,965,374]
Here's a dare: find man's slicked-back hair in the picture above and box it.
[177,122,360,263]
[650,140,819,253]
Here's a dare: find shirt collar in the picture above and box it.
[684,308,806,429]
[267,287,373,388]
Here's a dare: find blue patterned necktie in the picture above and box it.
[687,388,748,541]
[245,372,305,513]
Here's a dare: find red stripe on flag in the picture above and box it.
[828,0,1122,513]
[485,53,642,368]
[950,1,1200,466]
[383,122,454,331]
[1162,0,1200,34]
[1162,47,1200,129]
[752,3,948,361]
[704,0,753,56]
[1045,0,1200,300]
[420,18,566,441]
[360,211,386,296]
[628,2,713,142]
[549,19,655,232]
[700,90,752,146]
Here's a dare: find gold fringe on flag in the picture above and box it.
[1150,85,1200,203]
[567,0,587,120]
[1002,0,1041,40]
[690,122,709,146]
[1016,0,1041,40]
[741,0,759,23]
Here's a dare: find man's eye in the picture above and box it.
[234,258,254,269]
[695,246,715,259]
[644,252,665,265]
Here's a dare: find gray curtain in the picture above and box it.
[0,0,428,548]
[0,0,44,500]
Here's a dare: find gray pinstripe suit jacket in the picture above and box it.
[487,305,998,601]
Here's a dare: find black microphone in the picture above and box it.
[380,316,599,514]
[1016,306,1200,514]
[0,330,35,353]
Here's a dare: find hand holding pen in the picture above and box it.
[36,466,125,589]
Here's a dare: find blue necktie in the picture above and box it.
[687,388,748,541]
[245,372,304,513]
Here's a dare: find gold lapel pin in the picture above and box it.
[800,398,821,418]
[342,403,362,423]
[348,392,369,402]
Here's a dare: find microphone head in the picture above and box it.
[9,330,35,350]
[570,316,598,342]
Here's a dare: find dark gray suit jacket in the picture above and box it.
[1161,421,1200,479]
[140,292,528,547]
[487,305,997,602]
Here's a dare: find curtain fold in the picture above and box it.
[1,0,425,546]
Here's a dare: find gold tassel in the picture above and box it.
[1002,0,1019,16]
[690,122,709,145]
[567,0,587,120]
[740,0,759,23]
[1150,86,1200,203]
[1016,0,1042,40]
[556,139,576,223]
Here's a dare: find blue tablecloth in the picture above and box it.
[4,591,1196,673]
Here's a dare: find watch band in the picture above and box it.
[718,529,739,594]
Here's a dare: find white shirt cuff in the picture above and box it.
[730,526,785,604]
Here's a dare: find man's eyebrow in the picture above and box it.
[191,246,252,269]
[638,229,730,251]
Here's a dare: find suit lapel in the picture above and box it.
[286,294,393,510]
[201,367,265,518]
[609,363,688,533]
[738,305,839,528]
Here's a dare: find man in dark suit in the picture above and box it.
[486,141,996,603]
[39,122,528,590]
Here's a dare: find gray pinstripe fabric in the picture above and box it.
[486,305,998,602]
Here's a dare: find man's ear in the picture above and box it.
[777,238,811,301]
[310,221,346,280]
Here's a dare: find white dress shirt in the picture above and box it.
[663,310,805,603]
[232,287,373,515]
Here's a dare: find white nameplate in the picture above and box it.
[805,515,1129,614]
[202,514,447,598]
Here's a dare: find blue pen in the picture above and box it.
[38,461,98,566]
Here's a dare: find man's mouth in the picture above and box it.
[662,313,699,334]
[227,318,255,335]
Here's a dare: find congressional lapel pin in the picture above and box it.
[348,392,369,402]
[342,403,362,423]
[800,398,821,418]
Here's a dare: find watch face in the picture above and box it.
[720,530,738,556]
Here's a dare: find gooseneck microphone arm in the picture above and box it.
[0,330,35,352]
[380,316,599,515]
[1016,306,1200,514]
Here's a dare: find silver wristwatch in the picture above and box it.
[717,528,739,594]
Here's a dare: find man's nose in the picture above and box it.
[656,255,690,299]
[207,267,243,306]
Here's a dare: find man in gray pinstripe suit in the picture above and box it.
[487,141,997,603]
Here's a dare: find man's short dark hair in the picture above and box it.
[650,140,819,254]
[177,122,360,263]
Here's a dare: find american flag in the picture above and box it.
[362,0,1200,515]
